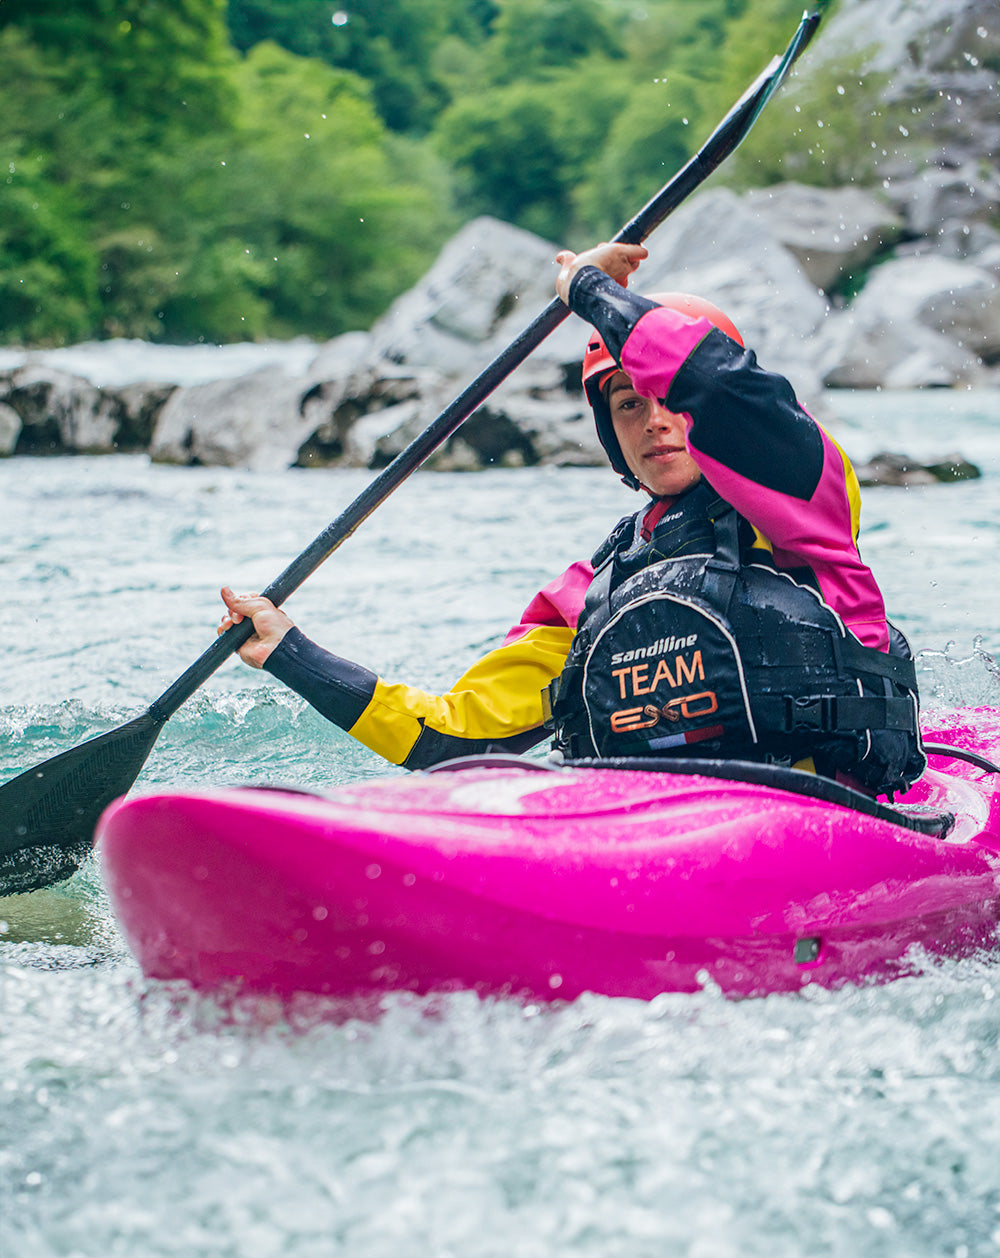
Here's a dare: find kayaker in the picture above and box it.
[219,242,925,798]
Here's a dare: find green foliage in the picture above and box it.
[687,0,925,191]
[431,0,793,241]
[0,3,246,343]
[0,0,238,144]
[436,85,568,239]
[0,11,449,344]
[721,46,930,189]
[214,42,447,338]
[226,0,498,132]
[620,0,745,80]
[486,0,623,83]
[435,59,630,241]
[574,72,702,236]
[0,0,939,348]
[0,141,99,343]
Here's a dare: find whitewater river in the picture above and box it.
[4,387,1000,1256]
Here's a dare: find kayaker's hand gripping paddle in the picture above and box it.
[0,10,822,896]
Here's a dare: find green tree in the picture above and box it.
[486,0,623,83]
[226,0,498,132]
[0,1,245,341]
[435,59,629,240]
[436,85,567,235]
[0,141,99,344]
[0,0,237,144]
[434,0,800,243]
[0,11,449,344]
[575,72,702,236]
[620,0,749,83]
[196,42,447,338]
[0,0,919,350]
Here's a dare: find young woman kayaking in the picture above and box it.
[219,242,925,798]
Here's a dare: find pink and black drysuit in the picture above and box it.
[263,268,924,794]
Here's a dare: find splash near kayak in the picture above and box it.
[95,711,1000,1002]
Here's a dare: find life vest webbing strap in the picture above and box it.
[754,694,916,734]
[839,636,917,689]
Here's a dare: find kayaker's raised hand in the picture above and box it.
[218,586,294,668]
[555,242,648,304]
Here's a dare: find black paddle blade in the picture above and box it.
[0,711,164,896]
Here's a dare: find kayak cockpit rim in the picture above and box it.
[421,751,957,839]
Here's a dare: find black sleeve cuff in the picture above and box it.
[567,266,660,362]
[264,626,378,731]
[402,724,549,771]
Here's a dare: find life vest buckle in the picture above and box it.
[782,694,838,733]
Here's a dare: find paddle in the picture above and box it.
[0,9,822,897]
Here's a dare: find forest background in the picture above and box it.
[0,0,859,349]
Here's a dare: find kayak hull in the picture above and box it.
[95,712,1000,1001]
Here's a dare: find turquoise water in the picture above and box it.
[4,388,1000,1256]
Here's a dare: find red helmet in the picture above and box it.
[582,292,743,490]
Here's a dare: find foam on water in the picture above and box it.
[4,391,1000,1255]
[4,958,1000,1256]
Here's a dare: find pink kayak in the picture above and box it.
[95,710,1000,1001]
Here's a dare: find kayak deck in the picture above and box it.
[95,711,1000,1001]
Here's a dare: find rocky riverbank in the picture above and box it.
[1,0,997,476]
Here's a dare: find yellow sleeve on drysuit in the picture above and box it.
[348,624,576,766]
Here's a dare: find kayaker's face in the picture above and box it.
[607,372,701,498]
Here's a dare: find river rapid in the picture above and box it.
[4,388,1000,1257]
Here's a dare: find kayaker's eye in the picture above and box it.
[612,395,643,418]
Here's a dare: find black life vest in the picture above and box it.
[549,484,926,797]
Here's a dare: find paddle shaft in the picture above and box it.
[149,9,820,724]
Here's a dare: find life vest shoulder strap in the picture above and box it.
[839,634,918,690]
